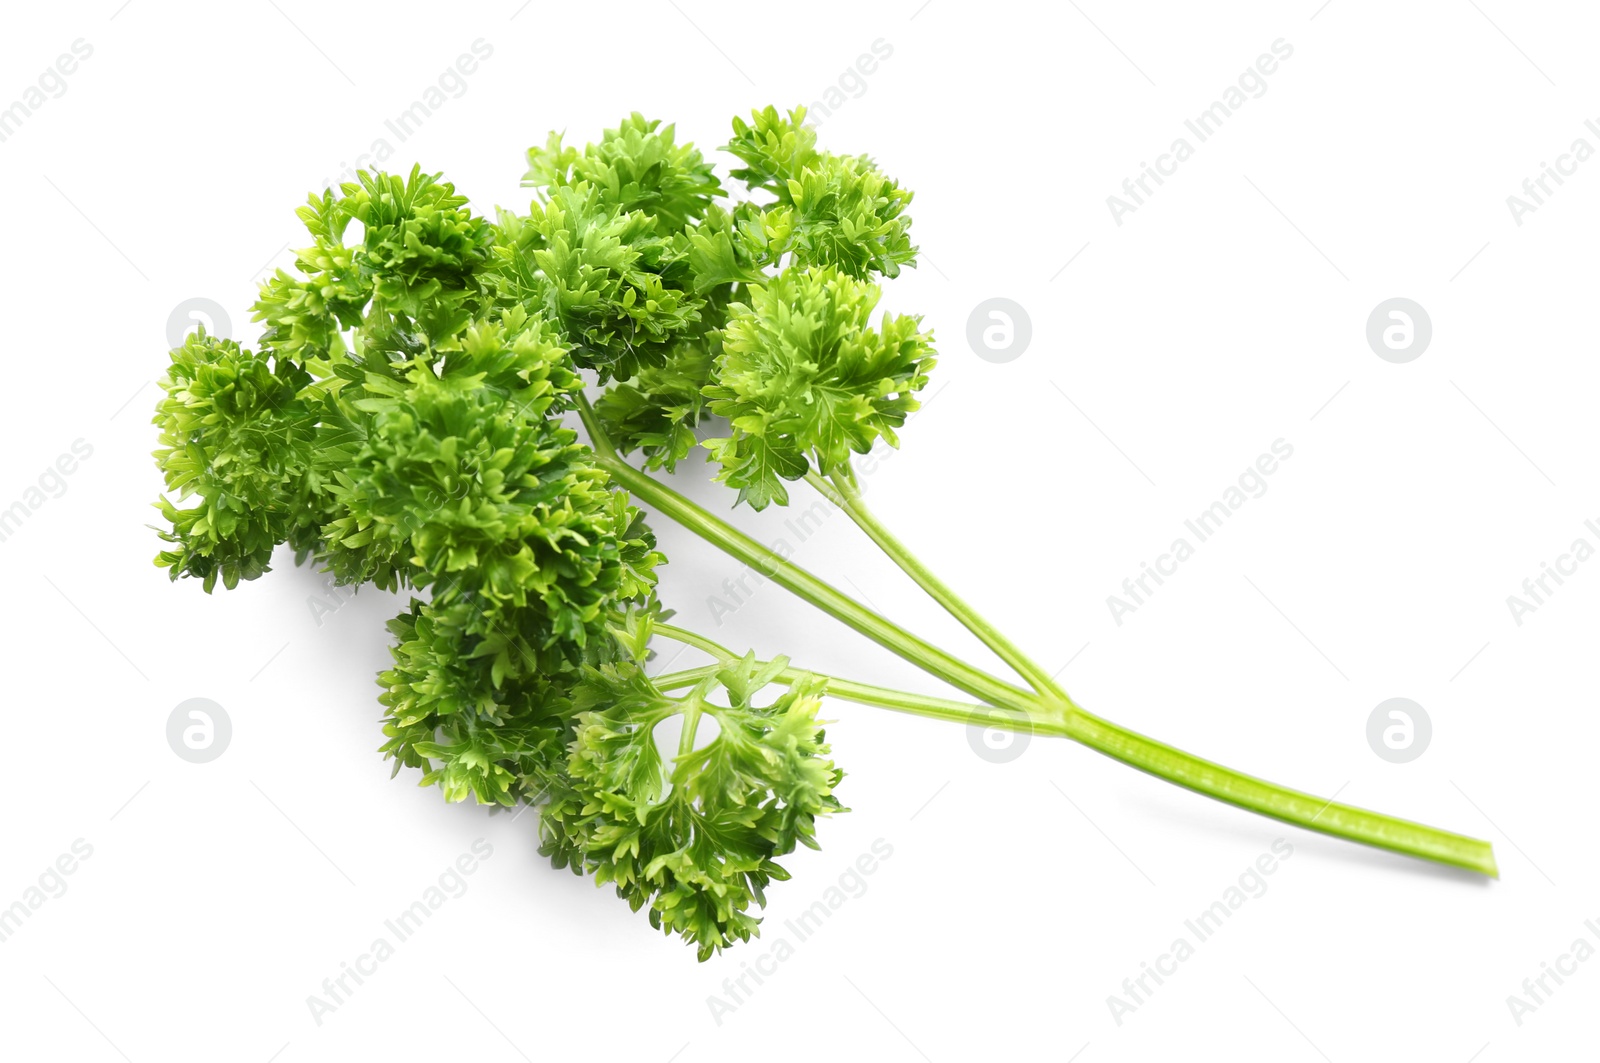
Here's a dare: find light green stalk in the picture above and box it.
[580,397,1498,878]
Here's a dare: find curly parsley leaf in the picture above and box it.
[703,265,936,508]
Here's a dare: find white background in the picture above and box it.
[2,1,1596,1059]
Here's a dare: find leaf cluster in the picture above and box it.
[543,651,844,959]
[151,106,929,957]
[585,105,936,487]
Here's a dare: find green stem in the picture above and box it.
[812,467,1497,872]
[649,660,1052,736]
[579,394,1497,877]
[590,449,1042,718]
[576,392,618,460]
[651,664,723,689]
[676,687,706,759]
[1063,709,1498,876]
[812,670,1060,734]
[648,623,1046,732]
[652,621,735,662]
[812,468,1068,700]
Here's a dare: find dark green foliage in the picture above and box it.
[704,265,936,508]
[524,112,724,234]
[724,105,918,279]
[151,105,929,958]
[543,653,843,960]
[153,329,320,592]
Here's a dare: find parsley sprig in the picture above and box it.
[152,107,1496,962]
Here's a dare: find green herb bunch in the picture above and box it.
[152,107,1497,961]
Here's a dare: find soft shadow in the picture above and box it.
[1289,830,1498,887]
[1116,782,1498,887]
